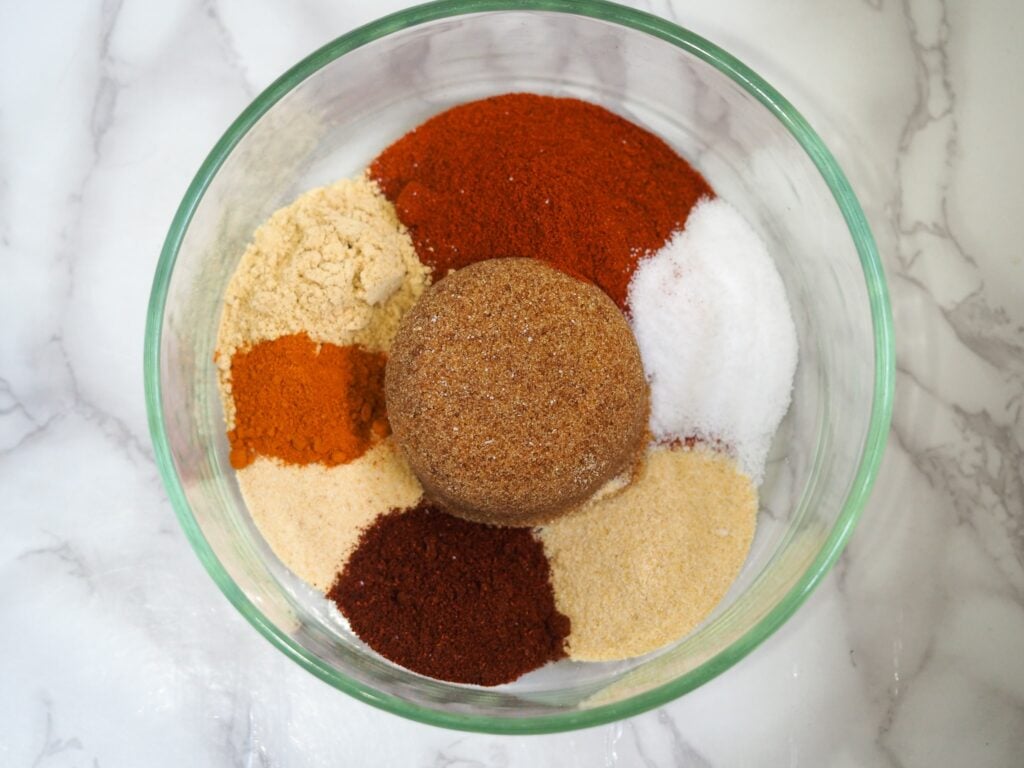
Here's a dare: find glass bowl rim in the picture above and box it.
[143,0,895,735]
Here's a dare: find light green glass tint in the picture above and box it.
[144,0,894,734]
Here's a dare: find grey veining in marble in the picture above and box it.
[2,1,1022,766]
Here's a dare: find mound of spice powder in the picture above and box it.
[329,501,570,685]
[628,197,798,483]
[228,333,388,469]
[385,258,648,527]
[369,93,713,309]
[539,447,757,661]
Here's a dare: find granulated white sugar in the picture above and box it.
[627,197,798,482]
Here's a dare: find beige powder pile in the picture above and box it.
[216,176,430,427]
[238,441,423,591]
[539,447,757,661]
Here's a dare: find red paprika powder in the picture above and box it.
[329,501,570,686]
[370,92,713,309]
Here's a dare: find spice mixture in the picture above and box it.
[214,93,797,686]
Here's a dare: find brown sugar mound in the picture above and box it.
[385,258,649,526]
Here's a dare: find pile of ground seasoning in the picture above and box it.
[214,93,798,685]
[385,258,648,526]
[628,197,797,482]
[227,333,388,470]
[369,92,712,309]
[539,447,756,661]
[329,501,569,685]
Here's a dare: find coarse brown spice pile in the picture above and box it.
[386,258,648,526]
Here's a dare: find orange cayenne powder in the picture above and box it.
[227,333,388,469]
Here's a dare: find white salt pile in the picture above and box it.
[627,197,798,483]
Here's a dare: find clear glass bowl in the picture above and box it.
[144,0,894,734]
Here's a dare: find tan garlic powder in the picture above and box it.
[238,441,422,591]
[539,447,757,661]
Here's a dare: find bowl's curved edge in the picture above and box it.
[144,0,895,735]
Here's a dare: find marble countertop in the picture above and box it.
[3,1,1022,765]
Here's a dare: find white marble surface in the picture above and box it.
[2,0,1022,765]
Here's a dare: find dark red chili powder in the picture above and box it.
[328,501,570,686]
[369,92,713,309]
